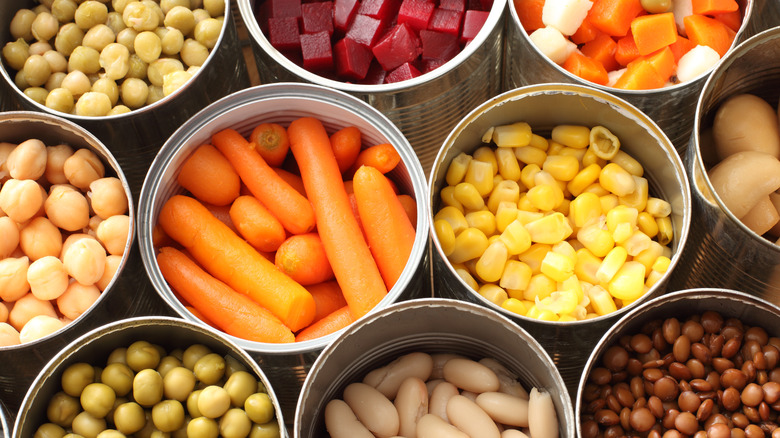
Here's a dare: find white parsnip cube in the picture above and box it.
[528,26,578,65]
[676,45,720,82]
[542,0,594,35]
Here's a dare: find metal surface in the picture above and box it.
[137,82,432,423]
[575,288,780,435]
[428,84,692,396]
[503,0,757,154]
[670,27,780,304]
[12,316,288,437]
[295,298,575,438]
[236,0,506,175]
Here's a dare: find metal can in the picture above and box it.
[504,0,759,154]
[236,0,506,174]
[428,83,692,395]
[576,288,780,436]
[12,316,287,437]
[138,82,431,422]
[671,27,780,304]
[295,298,575,438]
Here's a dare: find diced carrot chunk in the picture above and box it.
[563,52,610,85]
[630,12,677,56]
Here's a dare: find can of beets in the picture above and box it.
[236,0,506,174]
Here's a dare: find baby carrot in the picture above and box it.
[347,192,367,240]
[353,165,416,289]
[330,126,362,173]
[211,128,316,235]
[185,305,218,329]
[306,280,348,323]
[295,306,354,342]
[177,144,241,206]
[288,117,387,319]
[347,143,401,176]
[272,167,307,197]
[274,233,334,285]
[229,195,287,253]
[157,246,295,343]
[158,194,316,331]
[249,123,290,167]
[397,194,418,227]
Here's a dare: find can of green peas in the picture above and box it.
[428,83,692,395]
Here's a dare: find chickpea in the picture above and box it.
[180,38,208,67]
[3,38,30,71]
[0,142,15,182]
[111,0,134,14]
[24,87,49,106]
[107,104,131,115]
[134,30,162,63]
[0,216,20,259]
[43,50,69,73]
[61,70,92,97]
[202,0,224,18]
[28,255,69,300]
[20,216,63,261]
[68,46,101,75]
[63,148,105,190]
[113,402,146,435]
[164,6,195,36]
[45,144,75,185]
[158,27,184,55]
[8,138,47,181]
[62,237,106,285]
[0,256,31,302]
[146,84,165,105]
[15,69,31,90]
[46,87,76,113]
[82,24,116,52]
[8,292,57,332]
[147,57,183,86]
[44,184,90,231]
[100,43,130,80]
[74,1,109,30]
[88,177,128,219]
[105,11,127,35]
[55,23,85,57]
[0,323,21,347]
[123,1,160,31]
[60,233,95,258]
[92,77,120,106]
[162,70,191,96]
[32,11,60,42]
[0,179,45,223]
[95,214,129,256]
[44,71,66,90]
[10,9,36,40]
[120,77,149,109]
[19,314,65,344]
[93,254,120,291]
[194,18,220,49]
[125,54,147,79]
[52,0,78,23]
[30,41,54,57]
[23,54,53,88]
[57,281,101,320]
[192,8,211,26]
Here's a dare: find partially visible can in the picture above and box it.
[504,0,757,153]
[429,84,691,394]
[138,82,431,422]
[236,0,506,174]
[0,400,8,438]
[295,298,575,438]
[670,27,780,304]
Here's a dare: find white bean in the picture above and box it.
[446,394,500,438]
[475,392,529,427]
[363,352,433,399]
[430,353,466,379]
[501,429,530,438]
[707,151,780,218]
[324,399,374,438]
[429,381,459,422]
[442,358,500,394]
[19,314,64,343]
[528,388,559,438]
[343,382,399,438]
[416,414,469,438]
[394,377,428,438]
[479,358,529,399]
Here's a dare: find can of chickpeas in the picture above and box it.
[296,298,576,438]
[670,27,780,304]
[577,288,780,437]
[12,316,287,438]
[236,0,506,174]
[138,82,431,423]
[505,0,763,154]
[429,83,692,395]
[0,0,250,200]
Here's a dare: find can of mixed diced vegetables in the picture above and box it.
[428,83,691,395]
[237,0,506,174]
[505,0,760,154]
[296,298,575,438]
[670,27,780,305]
[138,82,431,423]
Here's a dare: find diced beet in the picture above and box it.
[420,29,459,61]
[439,0,466,12]
[420,57,448,73]
[345,14,385,46]
[358,61,388,84]
[468,0,492,10]
[357,0,400,22]
[334,37,373,80]
[397,0,435,32]
[371,23,422,71]
[266,0,302,19]
[302,2,334,35]
[384,62,421,83]
[460,9,489,43]
[428,8,462,35]
[268,16,301,51]
[333,0,359,33]
[300,31,333,71]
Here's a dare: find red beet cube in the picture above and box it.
[468,0,492,10]
[358,61,387,84]
[420,57,448,73]
[397,0,435,32]
[345,14,385,46]
[428,8,462,35]
[268,16,301,51]
[358,0,400,21]
[420,29,459,61]
[333,0,359,33]
[266,0,302,19]
[440,0,466,12]
[300,31,333,71]
[384,62,421,83]
[302,2,334,35]
[372,23,422,71]
[460,9,489,43]
[334,37,373,80]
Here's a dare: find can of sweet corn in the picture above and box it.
[671,27,780,305]
[428,83,692,395]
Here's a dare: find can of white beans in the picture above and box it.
[428,83,692,395]
[138,82,431,423]
[12,316,288,438]
[504,0,761,154]
[670,27,780,305]
[236,0,506,175]
[295,298,575,438]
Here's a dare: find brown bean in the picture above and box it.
[709,334,725,357]
[661,408,679,430]
[590,367,612,385]
[691,343,712,364]
[673,336,691,363]
[722,337,742,358]
[745,326,769,345]
[605,394,622,413]
[629,407,655,432]
[619,406,630,431]
[745,424,765,438]
[696,398,713,422]
[603,346,629,372]
[686,359,706,379]
[653,377,679,402]
[712,357,735,373]
[674,411,698,435]
[630,376,645,400]
[722,386,741,411]
[668,362,692,381]
[706,423,731,438]
[614,384,634,408]
[595,409,620,426]
[764,345,779,369]
[581,419,599,438]
[631,333,653,354]
[647,395,664,419]
[741,383,764,407]
[743,405,760,423]
[643,368,664,383]
[764,381,780,403]
[742,360,757,383]
[689,379,712,392]
[678,391,701,413]
[662,318,681,345]
[603,425,625,438]
[626,358,643,376]
[732,412,749,429]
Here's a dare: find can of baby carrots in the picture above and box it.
[428,83,692,396]
[138,82,431,424]
[505,0,761,155]
[669,27,780,305]
[236,0,506,175]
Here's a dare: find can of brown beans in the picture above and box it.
[296,298,576,438]
[670,27,780,305]
[577,288,780,437]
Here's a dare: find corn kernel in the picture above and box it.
[588,285,617,316]
[652,256,671,273]
[523,274,556,301]
[464,160,494,197]
[543,154,580,181]
[516,210,544,225]
[619,176,648,211]
[499,219,532,255]
[493,122,532,147]
[515,146,547,167]
[501,298,528,316]
[434,219,456,256]
[560,274,585,301]
[558,314,578,322]
[476,241,509,282]
[481,126,495,143]
[596,246,628,284]
[486,179,521,213]
[611,150,644,177]
[541,250,575,282]
[607,261,646,301]
[472,146,498,175]
[552,240,577,260]
[517,193,538,212]
[478,283,508,306]
[645,270,664,288]
[571,305,588,320]
[622,229,653,256]
[534,171,565,206]
[500,260,533,291]
[465,210,496,236]
[656,216,673,246]
[519,243,552,274]
[527,184,559,211]
[637,212,659,238]
[440,186,464,211]
[446,152,472,186]
[646,197,672,218]
[529,133,549,151]
[520,163,541,189]
[577,219,614,257]
[554,198,571,216]
[599,194,619,213]
[600,163,636,197]
[606,205,638,232]
[558,146,588,163]
[537,290,578,315]
[547,140,565,156]
[567,163,602,197]
[569,192,602,228]
[583,182,610,196]
[434,206,468,235]
[589,126,621,160]
[453,182,486,211]
[525,305,542,319]
[535,309,559,321]
[496,201,520,232]
[454,266,479,290]
[552,124,591,149]
[496,147,522,181]
[582,147,608,168]
[634,241,664,272]
[488,235,501,245]
[448,227,489,264]
[493,173,504,187]
[525,212,573,244]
